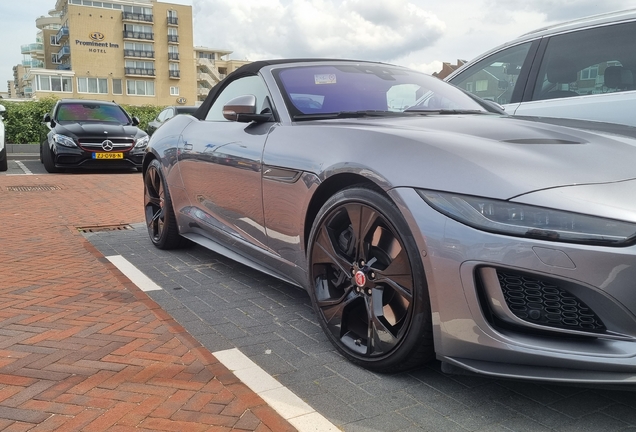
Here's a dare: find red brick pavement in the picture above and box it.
[0,172,296,431]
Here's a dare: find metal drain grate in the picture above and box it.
[77,224,134,233]
[7,185,60,192]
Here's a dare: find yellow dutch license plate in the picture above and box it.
[93,152,124,159]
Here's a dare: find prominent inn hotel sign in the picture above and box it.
[75,32,120,54]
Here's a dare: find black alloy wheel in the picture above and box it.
[308,187,434,372]
[144,159,182,249]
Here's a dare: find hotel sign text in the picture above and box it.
[76,32,120,54]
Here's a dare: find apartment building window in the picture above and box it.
[77,77,108,94]
[124,42,154,58]
[168,45,179,61]
[170,86,179,96]
[125,60,155,76]
[112,79,122,95]
[127,79,155,96]
[169,62,180,78]
[36,75,72,92]
[69,1,122,8]
[123,24,153,40]
[168,27,178,43]
[50,35,60,46]
[123,5,153,22]
[167,10,178,25]
[51,54,61,64]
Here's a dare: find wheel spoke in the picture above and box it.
[318,289,359,340]
[344,204,379,262]
[373,243,413,302]
[312,225,353,275]
[367,287,400,355]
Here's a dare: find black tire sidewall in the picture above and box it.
[145,159,181,249]
[307,187,433,371]
[0,148,7,172]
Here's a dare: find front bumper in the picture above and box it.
[391,187,636,383]
[52,143,143,170]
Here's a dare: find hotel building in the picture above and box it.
[15,0,197,106]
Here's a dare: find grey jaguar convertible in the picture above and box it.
[143,59,636,383]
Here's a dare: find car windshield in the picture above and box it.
[274,64,493,120]
[55,103,130,124]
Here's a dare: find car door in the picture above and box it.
[513,20,636,127]
[177,75,275,250]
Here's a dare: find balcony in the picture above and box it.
[22,59,44,68]
[55,26,69,45]
[122,12,153,22]
[167,35,179,43]
[167,16,178,25]
[21,43,44,54]
[57,64,72,70]
[169,70,180,79]
[124,49,155,59]
[57,45,71,59]
[125,67,156,76]
[168,52,179,61]
[24,87,33,95]
[123,30,154,41]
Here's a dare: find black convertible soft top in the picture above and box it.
[193,58,367,120]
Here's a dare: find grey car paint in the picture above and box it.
[145,60,636,382]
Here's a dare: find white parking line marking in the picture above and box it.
[105,255,336,430]
[15,161,34,175]
[106,255,162,291]
[214,348,340,432]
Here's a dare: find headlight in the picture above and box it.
[52,133,77,148]
[134,135,149,149]
[418,190,636,246]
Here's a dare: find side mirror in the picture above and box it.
[223,95,272,123]
[43,113,51,123]
[0,104,6,119]
[132,116,140,126]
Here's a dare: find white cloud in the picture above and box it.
[194,0,446,62]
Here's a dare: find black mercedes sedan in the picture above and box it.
[41,99,149,173]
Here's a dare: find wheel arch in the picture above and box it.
[303,173,390,251]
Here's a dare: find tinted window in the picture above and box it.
[275,64,490,116]
[449,42,532,105]
[205,76,272,121]
[532,21,636,101]
[55,103,130,124]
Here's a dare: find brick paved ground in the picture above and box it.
[0,172,296,431]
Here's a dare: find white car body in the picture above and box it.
[446,9,636,128]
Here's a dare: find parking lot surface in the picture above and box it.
[0,170,294,431]
[2,163,636,431]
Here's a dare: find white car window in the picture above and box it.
[449,42,532,105]
[532,21,636,101]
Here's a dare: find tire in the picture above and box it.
[42,142,61,173]
[144,159,183,249]
[0,148,7,172]
[307,187,434,373]
[40,140,46,163]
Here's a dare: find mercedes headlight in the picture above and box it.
[52,133,77,148]
[134,135,149,149]
[418,190,636,246]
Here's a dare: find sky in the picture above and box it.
[1,0,635,91]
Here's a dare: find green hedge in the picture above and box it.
[0,97,163,144]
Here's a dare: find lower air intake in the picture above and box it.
[497,271,605,332]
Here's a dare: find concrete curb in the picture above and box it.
[6,144,40,160]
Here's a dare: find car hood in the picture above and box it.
[513,178,636,222]
[289,114,636,200]
[53,122,142,139]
